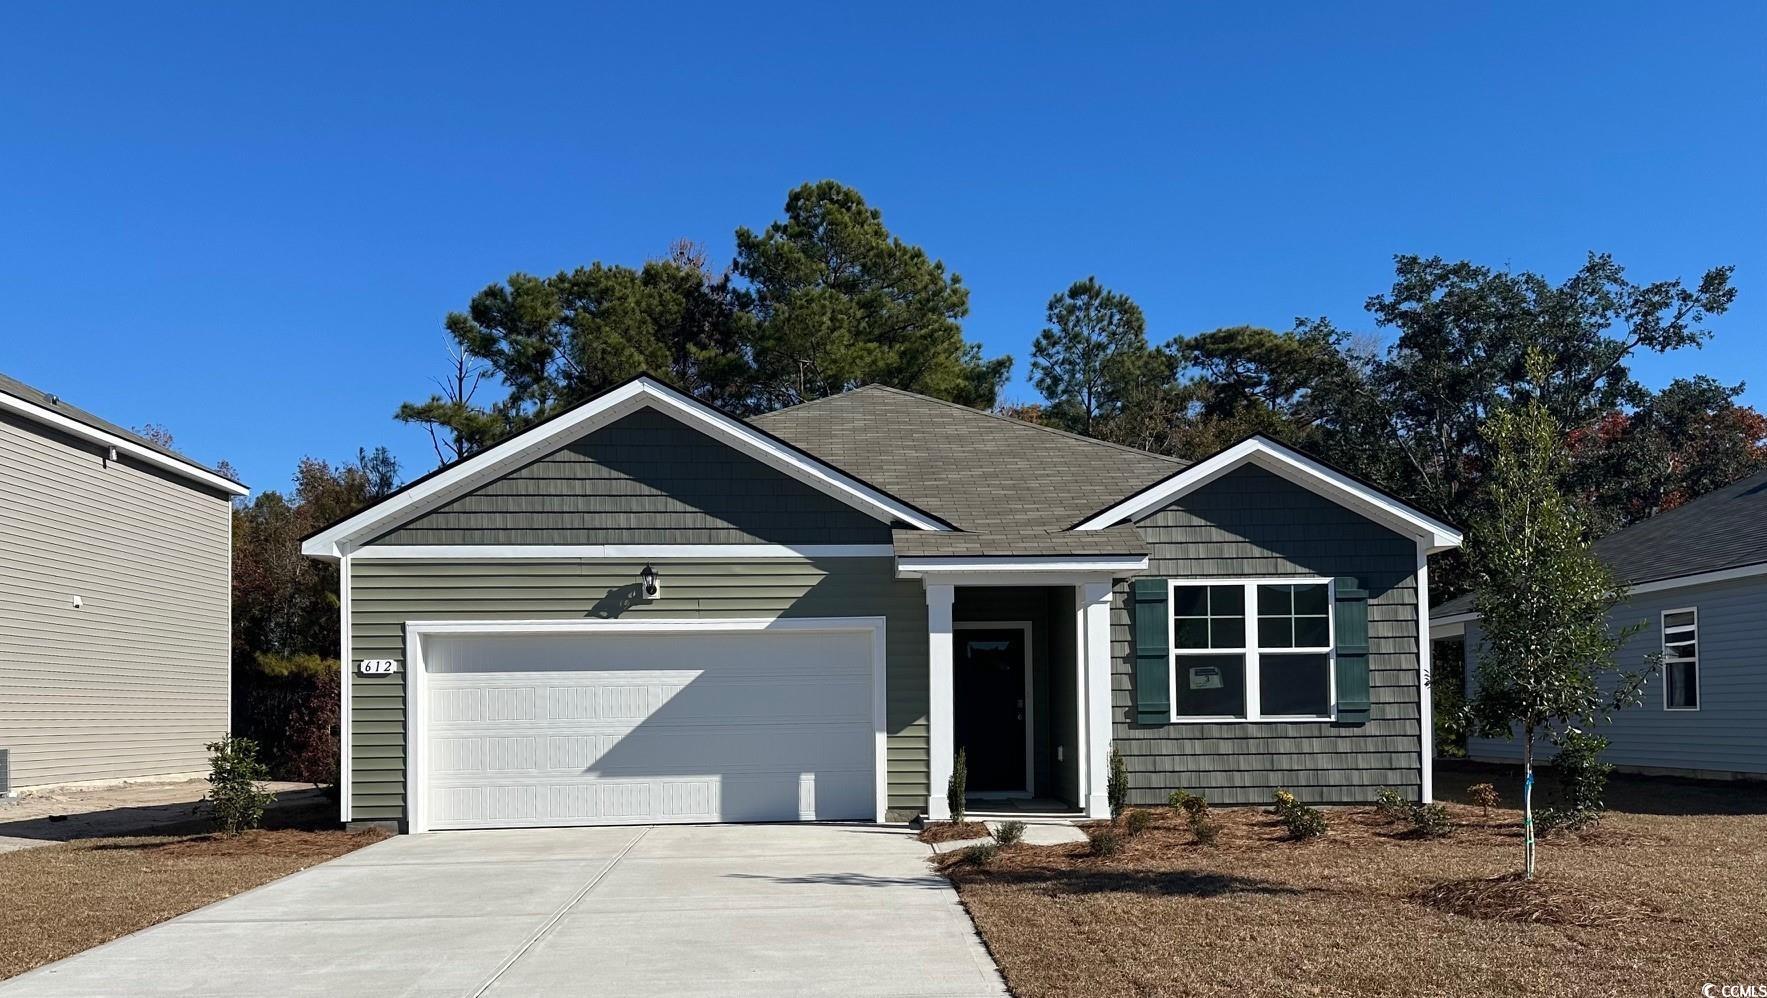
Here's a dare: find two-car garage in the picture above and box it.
[406,619,885,832]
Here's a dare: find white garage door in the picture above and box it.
[416,624,879,830]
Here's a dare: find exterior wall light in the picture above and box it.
[639,564,660,599]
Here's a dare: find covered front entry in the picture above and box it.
[404,618,885,832]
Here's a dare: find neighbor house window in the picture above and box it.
[1662,608,1699,710]
[1171,579,1334,721]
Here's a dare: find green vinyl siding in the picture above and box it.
[347,557,929,822]
[369,407,891,547]
[1115,464,1423,805]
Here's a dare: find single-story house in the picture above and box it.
[301,375,1461,832]
[0,372,247,793]
[1433,468,1767,780]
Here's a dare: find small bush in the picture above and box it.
[1408,802,1454,838]
[947,748,967,824]
[1282,802,1328,840]
[1107,748,1129,819]
[1089,826,1126,857]
[1169,789,1209,817]
[1551,729,1613,815]
[198,736,276,835]
[962,841,1000,866]
[1535,806,1599,836]
[1123,808,1154,837]
[1467,782,1500,816]
[994,820,1027,846]
[1374,787,1410,820]
[1187,810,1221,847]
[1273,788,1299,816]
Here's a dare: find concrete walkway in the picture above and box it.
[0,824,1007,997]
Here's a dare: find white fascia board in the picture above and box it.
[1074,437,1462,552]
[352,543,894,561]
[895,554,1149,579]
[301,377,950,559]
[0,390,248,496]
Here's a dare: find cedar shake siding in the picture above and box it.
[0,410,233,788]
[370,408,892,546]
[1112,465,1423,806]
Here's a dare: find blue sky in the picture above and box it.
[3,3,1762,494]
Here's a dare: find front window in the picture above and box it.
[1662,608,1699,710]
[1171,579,1334,721]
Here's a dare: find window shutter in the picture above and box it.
[1131,579,1170,725]
[1332,577,1371,726]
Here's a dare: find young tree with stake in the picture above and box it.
[1462,351,1649,879]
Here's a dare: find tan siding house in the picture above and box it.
[0,374,246,791]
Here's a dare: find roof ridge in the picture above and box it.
[819,384,1189,467]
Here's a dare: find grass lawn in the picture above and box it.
[940,768,1767,998]
[0,796,386,980]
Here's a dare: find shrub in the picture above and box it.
[1282,802,1328,840]
[994,820,1027,846]
[198,736,276,835]
[962,841,1000,867]
[1169,789,1209,817]
[1408,802,1454,838]
[1551,729,1613,815]
[1272,789,1299,816]
[1089,826,1126,857]
[1107,748,1129,819]
[947,748,967,824]
[1187,810,1221,847]
[1123,808,1154,837]
[1467,782,1500,816]
[1374,787,1410,821]
[1535,806,1599,836]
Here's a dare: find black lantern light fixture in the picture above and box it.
[639,563,660,599]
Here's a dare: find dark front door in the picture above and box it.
[954,627,1028,793]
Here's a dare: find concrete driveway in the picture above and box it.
[0,824,1006,998]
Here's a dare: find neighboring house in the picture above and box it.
[0,373,247,792]
[301,376,1460,831]
[1433,468,1767,780]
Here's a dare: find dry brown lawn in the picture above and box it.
[940,778,1767,997]
[0,825,386,980]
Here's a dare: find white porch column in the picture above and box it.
[925,583,956,820]
[1080,580,1115,819]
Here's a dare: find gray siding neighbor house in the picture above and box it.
[303,376,1459,831]
[1434,469,1767,780]
[0,373,247,791]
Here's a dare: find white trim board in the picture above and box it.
[400,615,890,833]
[0,388,248,496]
[897,555,1148,579]
[302,376,951,559]
[353,544,895,561]
[1073,435,1462,553]
[1428,560,1767,629]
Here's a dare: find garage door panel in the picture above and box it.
[420,626,879,830]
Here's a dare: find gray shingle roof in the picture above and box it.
[1433,467,1767,617]
[752,385,1182,556]
[0,370,245,489]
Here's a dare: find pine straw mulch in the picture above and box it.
[0,826,388,980]
[938,802,1767,998]
[918,820,992,844]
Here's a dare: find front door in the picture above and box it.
[954,626,1028,793]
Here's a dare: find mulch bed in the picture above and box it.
[0,826,387,980]
[939,800,1767,998]
[918,820,991,844]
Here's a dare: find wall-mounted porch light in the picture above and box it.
[639,564,660,600]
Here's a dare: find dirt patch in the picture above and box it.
[0,826,387,980]
[1412,872,1638,926]
[941,801,1767,998]
[918,821,991,844]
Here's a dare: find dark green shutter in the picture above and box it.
[1332,577,1371,726]
[1131,579,1170,725]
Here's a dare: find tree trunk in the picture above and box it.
[1522,728,1537,880]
